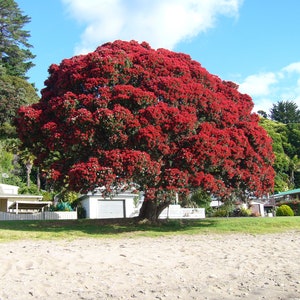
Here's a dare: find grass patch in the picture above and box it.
[0,217,300,243]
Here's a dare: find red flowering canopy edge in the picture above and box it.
[16,40,275,220]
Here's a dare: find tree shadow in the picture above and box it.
[0,218,218,238]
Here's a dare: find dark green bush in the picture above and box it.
[279,202,300,216]
[230,207,252,217]
[276,204,294,216]
[77,205,86,219]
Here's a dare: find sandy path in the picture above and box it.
[0,232,300,300]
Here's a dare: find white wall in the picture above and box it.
[0,184,19,195]
[160,205,205,219]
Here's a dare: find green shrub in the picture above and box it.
[59,190,78,203]
[42,191,55,202]
[230,207,252,217]
[55,201,73,211]
[289,202,300,216]
[204,206,214,217]
[18,184,41,195]
[212,207,230,217]
[77,205,86,219]
[276,204,294,216]
[279,201,300,216]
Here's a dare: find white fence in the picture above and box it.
[0,211,77,221]
[159,205,205,219]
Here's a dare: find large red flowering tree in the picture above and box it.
[16,40,275,221]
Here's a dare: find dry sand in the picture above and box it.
[0,232,300,300]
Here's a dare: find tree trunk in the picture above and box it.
[138,200,171,223]
[37,167,40,192]
[26,160,32,188]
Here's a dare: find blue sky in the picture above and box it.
[16,0,300,114]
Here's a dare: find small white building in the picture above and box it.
[0,183,79,221]
[79,187,139,219]
[0,183,50,214]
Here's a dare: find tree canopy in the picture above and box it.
[0,0,37,134]
[269,100,300,124]
[0,0,39,193]
[16,40,275,221]
[260,117,300,191]
[0,0,35,78]
[0,69,38,132]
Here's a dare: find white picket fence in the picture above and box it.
[0,211,77,221]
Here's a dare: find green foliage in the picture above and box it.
[0,73,39,128]
[190,189,211,208]
[257,110,267,118]
[0,0,35,78]
[0,140,20,185]
[41,191,55,202]
[187,189,214,216]
[18,184,40,195]
[52,190,81,213]
[53,202,74,212]
[292,203,300,216]
[274,173,289,192]
[0,139,43,193]
[276,204,294,216]
[0,122,17,138]
[0,143,13,174]
[59,190,78,203]
[270,100,300,124]
[231,207,252,217]
[133,195,139,207]
[212,207,230,217]
[211,201,234,217]
[211,206,252,217]
[77,205,86,219]
[0,0,40,193]
[283,124,300,167]
[287,202,300,216]
[259,117,300,190]
[278,201,300,216]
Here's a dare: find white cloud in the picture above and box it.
[237,62,300,113]
[282,62,300,74]
[61,0,243,54]
[253,98,275,114]
[238,72,278,97]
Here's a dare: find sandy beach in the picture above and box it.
[0,232,299,300]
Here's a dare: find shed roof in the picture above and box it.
[274,188,300,197]
[8,201,52,210]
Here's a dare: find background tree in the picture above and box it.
[259,118,300,191]
[284,123,300,187]
[269,100,300,124]
[189,189,212,210]
[16,40,275,222]
[257,110,267,119]
[0,68,38,136]
[0,0,39,193]
[0,140,14,183]
[0,0,35,78]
